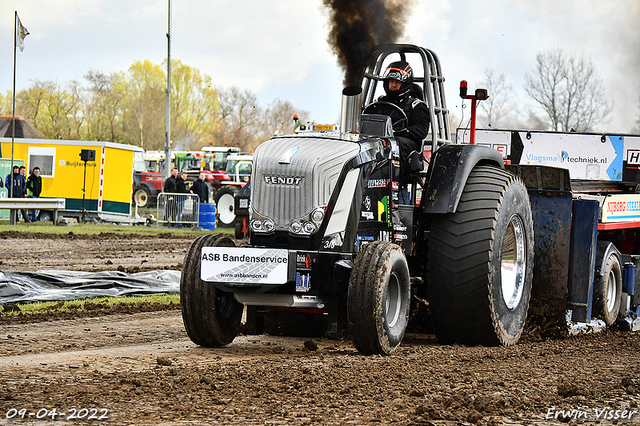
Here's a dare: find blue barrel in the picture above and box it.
[199,203,216,230]
[623,263,636,295]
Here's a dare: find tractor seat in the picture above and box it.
[410,84,425,101]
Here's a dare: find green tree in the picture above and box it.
[6,59,309,151]
[84,71,122,142]
[169,60,219,150]
[15,80,51,132]
[0,91,11,115]
[15,80,85,140]
[114,60,166,149]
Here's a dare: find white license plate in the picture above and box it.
[200,247,288,284]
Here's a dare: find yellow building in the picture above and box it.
[0,138,139,221]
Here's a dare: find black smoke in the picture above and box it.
[323,0,416,86]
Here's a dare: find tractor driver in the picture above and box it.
[367,60,431,182]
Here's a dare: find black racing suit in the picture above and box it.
[366,93,431,176]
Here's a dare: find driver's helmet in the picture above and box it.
[383,61,414,99]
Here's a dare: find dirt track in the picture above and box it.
[1,230,640,425]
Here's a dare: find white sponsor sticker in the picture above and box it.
[601,194,640,222]
[201,247,288,284]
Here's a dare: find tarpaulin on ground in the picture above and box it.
[0,270,181,304]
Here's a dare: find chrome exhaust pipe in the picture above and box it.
[340,85,362,134]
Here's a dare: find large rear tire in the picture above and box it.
[214,186,238,227]
[348,241,411,355]
[426,165,534,346]
[180,234,243,346]
[593,253,622,326]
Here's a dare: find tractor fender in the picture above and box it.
[595,241,621,277]
[421,144,504,214]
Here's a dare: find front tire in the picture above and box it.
[38,210,53,222]
[348,241,411,355]
[234,219,245,239]
[134,186,151,208]
[427,165,534,346]
[180,234,243,346]
[214,186,238,227]
[593,253,622,326]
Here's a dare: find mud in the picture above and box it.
[1,231,640,425]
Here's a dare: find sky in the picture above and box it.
[1,0,639,134]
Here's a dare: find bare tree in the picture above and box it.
[525,48,612,132]
[635,95,640,133]
[478,69,513,127]
[214,87,262,151]
[259,99,308,140]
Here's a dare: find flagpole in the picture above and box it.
[10,11,18,224]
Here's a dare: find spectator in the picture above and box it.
[26,166,42,222]
[163,167,179,225]
[5,165,28,222]
[163,167,178,193]
[191,171,210,203]
[4,165,18,195]
[176,171,190,223]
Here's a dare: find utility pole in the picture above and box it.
[164,0,172,179]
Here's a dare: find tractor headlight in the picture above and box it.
[311,206,325,224]
[290,220,303,234]
[288,206,326,237]
[303,221,316,234]
[288,219,316,236]
[250,218,263,232]
[263,219,275,232]
[250,214,275,235]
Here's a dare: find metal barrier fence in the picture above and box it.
[157,193,200,228]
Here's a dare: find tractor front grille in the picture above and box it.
[251,136,361,228]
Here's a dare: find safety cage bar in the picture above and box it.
[361,44,452,154]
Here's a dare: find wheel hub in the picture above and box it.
[605,269,618,312]
[217,193,235,224]
[501,214,527,310]
[385,272,402,328]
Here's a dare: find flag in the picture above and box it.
[16,13,29,52]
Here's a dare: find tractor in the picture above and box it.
[180,44,534,355]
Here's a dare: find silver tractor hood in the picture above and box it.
[250,135,361,234]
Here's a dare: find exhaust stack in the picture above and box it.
[340,85,362,134]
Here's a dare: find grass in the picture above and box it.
[0,216,207,317]
[0,206,231,236]
[0,220,228,236]
[0,294,181,317]
[0,211,230,317]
